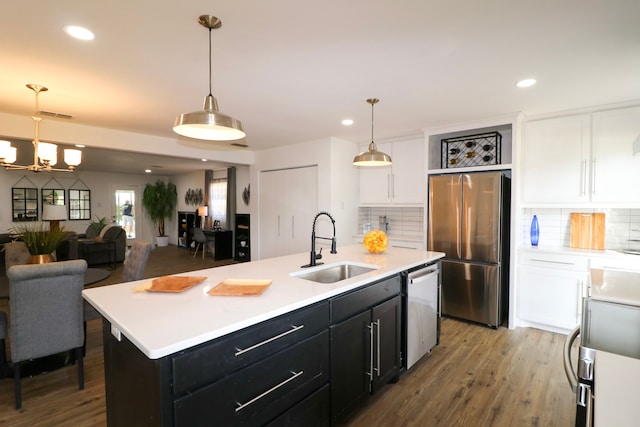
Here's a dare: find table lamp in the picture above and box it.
[198,206,208,229]
[43,204,67,231]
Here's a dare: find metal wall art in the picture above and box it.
[185,188,203,206]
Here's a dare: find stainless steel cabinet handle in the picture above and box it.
[277,215,281,237]
[234,324,304,356]
[291,216,294,239]
[591,158,596,196]
[529,258,575,266]
[390,174,395,199]
[374,319,381,376]
[366,322,374,382]
[235,370,304,413]
[580,159,587,196]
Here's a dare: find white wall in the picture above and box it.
[0,168,167,243]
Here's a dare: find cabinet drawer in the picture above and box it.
[265,384,330,427]
[519,250,588,271]
[174,330,329,427]
[331,275,401,324]
[172,301,329,396]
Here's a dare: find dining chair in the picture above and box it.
[122,240,155,282]
[193,228,214,259]
[1,259,88,409]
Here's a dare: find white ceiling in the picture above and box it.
[1,0,639,174]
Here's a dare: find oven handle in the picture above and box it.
[563,325,580,392]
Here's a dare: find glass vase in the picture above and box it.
[530,214,540,246]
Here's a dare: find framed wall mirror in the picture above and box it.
[12,187,39,222]
[68,189,91,220]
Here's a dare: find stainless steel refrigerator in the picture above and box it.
[427,172,510,328]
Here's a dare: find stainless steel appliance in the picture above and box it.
[406,263,440,369]
[427,172,510,327]
[564,268,640,426]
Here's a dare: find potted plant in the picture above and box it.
[10,222,69,263]
[142,179,177,247]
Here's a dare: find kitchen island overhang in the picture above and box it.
[83,244,445,359]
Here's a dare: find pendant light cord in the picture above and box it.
[208,26,213,96]
[370,101,374,143]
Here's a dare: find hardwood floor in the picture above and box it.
[0,247,577,426]
[343,318,577,427]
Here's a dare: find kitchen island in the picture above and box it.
[83,244,444,426]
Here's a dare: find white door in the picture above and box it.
[259,166,318,259]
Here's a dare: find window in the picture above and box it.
[209,177,227,226]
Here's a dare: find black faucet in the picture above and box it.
[301,211,337,268]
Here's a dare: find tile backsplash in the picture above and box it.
[358,207,424,238]
[522,208,640,251]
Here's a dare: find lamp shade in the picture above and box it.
[64,148,82,167]
[198,206,209,217]
[353,142,393,166]
[42,204,67,221]
[37,142,58,165]
[174,95,245,141]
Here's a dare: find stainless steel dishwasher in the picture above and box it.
[406,263,440,369]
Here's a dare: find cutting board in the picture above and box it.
[570,213,605,250]
[208,279,272,296]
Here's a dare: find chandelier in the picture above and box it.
[0,84,82,172]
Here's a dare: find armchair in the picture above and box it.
[1,259,88,409]
[80,224,127,264]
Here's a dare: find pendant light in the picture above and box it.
[353,98,392,166]
[173,15,245,141]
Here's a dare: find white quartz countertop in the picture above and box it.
[83,244,444,359]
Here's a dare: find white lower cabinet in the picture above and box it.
[517,250,588,333]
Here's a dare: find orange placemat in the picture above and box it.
[207,279,272,296]
[133,276,207,293]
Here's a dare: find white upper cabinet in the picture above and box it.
[522,105,640,206]
[590,106,640,204]
[522,114,591,204]
[358,137,425,205]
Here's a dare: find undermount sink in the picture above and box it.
[291,262,380,284]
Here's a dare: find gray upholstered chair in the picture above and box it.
[4,241,30,271]
[2,259,88,409]
[1,241,31,299]
[122,240,155,282]
[193,228,214,259]
[0,311,6,378]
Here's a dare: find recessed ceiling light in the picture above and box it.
[145,169,152,173]
[342,119,354,126]
[516,78,537,88]
[201,158,207,162]
[64,25,95,41]
[75,144,86,148]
